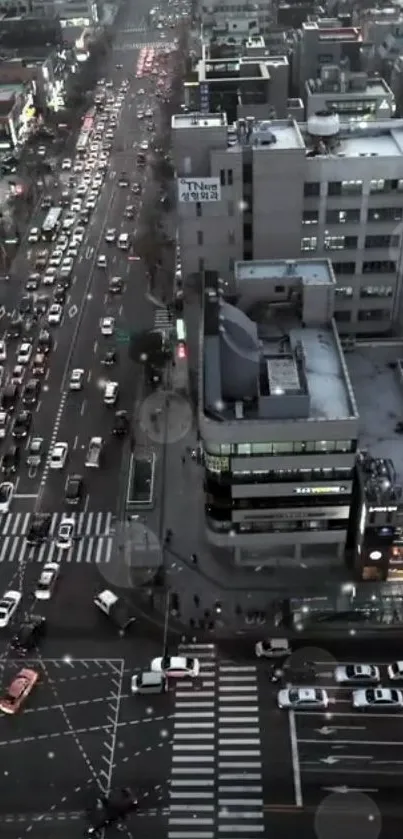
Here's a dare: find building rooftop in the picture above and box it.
[235,259,334,285]
[346,344,403,486]
[302,21,362,41]
[172,113,227,129]
[202,264,357,425]
[306,76,392,98]
[0,84,23,102]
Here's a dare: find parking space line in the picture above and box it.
[289,711,302,806]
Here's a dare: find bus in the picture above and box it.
[76,131,90,156]
[41,207,62,241]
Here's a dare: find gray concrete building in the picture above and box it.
[200,258,359,568]
[0,0,103,23]
[172,112,403,336]
[200,0,275,38]
[291,19,363,98]
[305,67,395,120]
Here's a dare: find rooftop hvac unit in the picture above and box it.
[307,110,340,138]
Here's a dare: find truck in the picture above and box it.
[85,436,103,468]
[94,589,137,637]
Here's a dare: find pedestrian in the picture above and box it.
[164,528,172,545]
[191,553,198,565]
[193,594,200,607]
[181,454,186,465]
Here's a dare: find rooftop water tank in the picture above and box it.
[307,110,340,138]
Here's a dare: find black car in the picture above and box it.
[2,383,19,412]
[1,445,20,474]
[86,789,138,836]
[38,329,52,354]
[26,512,51,544]
[65,474,84,505]
[118,172,129,187]
[132,182,142,195]
[34,295,50,316]
[113,410,129,436]
[124,205,135,220]
[79,210,90,225]
[60,190,70,206]
[19,295,33,316]
[12,616,47,654]
[108,277,123,294]
[101,349,118,366]
[7,315,23,339]
[12,411,32,439]
[25,274,40,291]
[53,285,66,304]
[22,379,40,406]
[40,195,52,210]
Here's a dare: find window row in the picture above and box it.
[304,179,403,197]
[204,440,355,456]
[335,285,393,299]
[301,235,400,252]
[206,516,349,533]
[332,261,397,275]
[334,309,392,323]
[206,466,353,483]
[303,207,403,225]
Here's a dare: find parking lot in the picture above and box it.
[292,657,403,807]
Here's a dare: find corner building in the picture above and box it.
[173,112,403,335]
[200,259,359,569]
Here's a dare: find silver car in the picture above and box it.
[334,664,380,684]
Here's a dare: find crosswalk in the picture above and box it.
[0,512,113,538]
[169,643,265,839]
[154,306,172,334]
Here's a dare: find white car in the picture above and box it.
[60,258,74,277]
[56,518,75,550]
[388,661,403,680]
[48,304,63,325]
[62,158,72,170]
[49,252,63,268]
[57,236,69,252]
[86,198,97,211]
[0,341,6,362]
[103,381,118,405]
[334,664,380,685]
[34,562,60,600]
[0,482,14,513]
[97,254,107,269]
[100,317,115,336]
[76,184,87,197]
[11,365,24,384]
[72,226,85,244]
[43,267,57,285]
[17,342,33,365]
[151,656,200,678]
[69,368,84,390]
[28,227,40,243]
[74,161,84,173]
[0,411,8,438]
[49,442,68,470]
[71,199,82,213]
[277,687,329,710]
[105,228,117,243]
[352,687,403,710]
[0,590,21,628]
[67,244,79,258]
[140,140,149,151]
[255,639,291,658]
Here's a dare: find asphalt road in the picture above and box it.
[0,3,165,523]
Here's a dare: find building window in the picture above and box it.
[369,179,386,193]
[229,256,235,272]
[324,235,357,250]
[243,223,252,241]
[199,257,205,272]
[301,236,317,252]
[365,234,399,249]
[334,310,352,322]
[390,179,403,192]
[197,230,204,246]
[274,285,285,293]
[220,169,225,186]
[358,309,391,322]
[326,209,360,224]
[228,230,235,245]
[332,262,356,275]
[243,162,252,183]
[196,202,202,217]
[304,182,320,197]
[302,210,319,225]
[363,260,396,274]
[227,169,233,186]
[328,181,341,196]
[360,285,393,298]
[341,180,363,195]
[367,207,403,223]
[228,200,234,216]
[335,286,353,298]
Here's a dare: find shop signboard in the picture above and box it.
[177,177,221,203]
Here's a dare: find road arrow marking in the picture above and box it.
[315,726,366,735]
[68,305,78,318]
[320,755,371,764]
[322,786,379,794]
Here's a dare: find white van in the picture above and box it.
[118,232,130,250]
